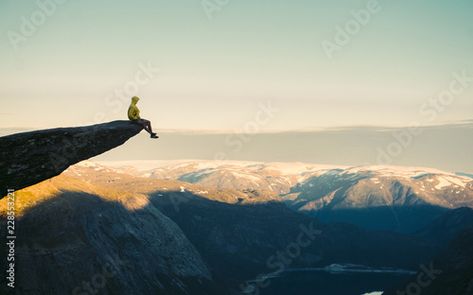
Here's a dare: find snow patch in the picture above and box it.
[371,178,380,184]
[435,176,468,189]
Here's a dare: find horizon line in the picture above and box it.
[1,119,472,135]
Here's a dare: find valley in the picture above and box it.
[1,160,472,294]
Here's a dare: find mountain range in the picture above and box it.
[1,160,472,294]
[93,160,473,232]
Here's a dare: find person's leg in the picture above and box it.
[147,121,154,133]
[138,119,158,138]
[138,119,152,134]
[147,121,158,138]
[144,122,152,134]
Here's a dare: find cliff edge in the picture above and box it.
[0,120,144,197]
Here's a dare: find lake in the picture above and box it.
[251,265,413,295]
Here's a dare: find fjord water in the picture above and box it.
[259,270,411,295]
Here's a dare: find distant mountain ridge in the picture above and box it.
[92,160,472,233]
[95,160,473,209]
[457,172,473,179]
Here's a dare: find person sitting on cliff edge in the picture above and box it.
[128,96,159,139]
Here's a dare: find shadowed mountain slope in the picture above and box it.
[0,175,218,295]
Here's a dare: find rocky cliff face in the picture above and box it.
[0,122,224,295]
[0,176,217,295]
[0,121,144,197]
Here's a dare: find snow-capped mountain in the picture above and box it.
[94,160,344,194]
[291,165,473,211]
[92,160,473,211]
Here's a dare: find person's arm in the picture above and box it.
[134,107,141,119]
[128,106,141,120]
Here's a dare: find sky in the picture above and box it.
[91,123,473,173]
[0,0,472,131]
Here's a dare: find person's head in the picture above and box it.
[131,96,140,104]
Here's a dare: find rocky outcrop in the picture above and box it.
[0,121,222,294]
[0,121,144,197]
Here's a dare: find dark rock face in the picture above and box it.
[0,190,217,295]
[384,226,473,295]
[152,193,436,291]
[415,207,473,247]
[0,121,143,197]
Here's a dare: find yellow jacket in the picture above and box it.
[128,96,141,120]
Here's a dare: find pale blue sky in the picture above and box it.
[1,0,472,130]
